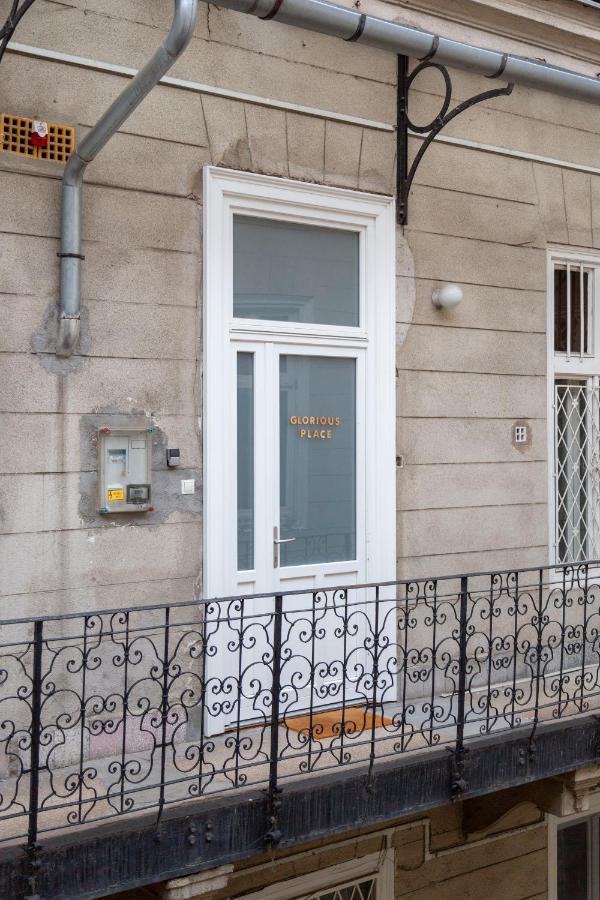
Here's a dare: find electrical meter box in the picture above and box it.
[98,428,152,513]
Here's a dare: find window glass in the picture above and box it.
[233,216,359,326]
[557,821,588,900]
[237,353,254,571]
[554,267,591,355]
[279,355,356,566]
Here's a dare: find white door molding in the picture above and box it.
[203,166,396,600]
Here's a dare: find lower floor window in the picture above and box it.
[557,814,600,899]
[240,849,393,900]
[307,878,377,900]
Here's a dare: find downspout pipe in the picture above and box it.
[57,0,199,357]
[200,0,600,105]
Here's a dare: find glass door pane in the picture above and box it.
[237,353,254,571]
[279,355,356,566]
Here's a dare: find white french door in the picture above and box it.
[233,340,365,596]
[203,168,396,734]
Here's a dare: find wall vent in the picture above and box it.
[1,113,74,163]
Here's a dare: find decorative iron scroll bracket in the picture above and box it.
[397,54,514,225]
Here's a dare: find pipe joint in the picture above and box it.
[56,315,81,358]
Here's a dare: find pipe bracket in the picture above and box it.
[486,52,509,79]
[418,35,439,63]
[345,14,366,42]
[259,0,285,20]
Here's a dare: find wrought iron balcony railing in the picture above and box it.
[1,561,600,855]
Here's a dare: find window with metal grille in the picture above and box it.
[305,879,377,900]
[240,849,394,900]
[1,113,74,163]
[551,256,600,564]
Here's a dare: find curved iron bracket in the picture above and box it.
[397,55,514,225]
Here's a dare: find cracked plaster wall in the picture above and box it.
[1,0,600,617]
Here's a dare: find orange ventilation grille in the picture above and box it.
[1,113,74,163]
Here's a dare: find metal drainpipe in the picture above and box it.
[56,0,199,357]
[198,0,600,104]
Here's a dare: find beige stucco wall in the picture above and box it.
[1,0,600,616]
[397,51,600,579]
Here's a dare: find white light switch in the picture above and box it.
[181,479,195,495]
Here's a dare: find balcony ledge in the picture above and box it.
[2,714,599,900]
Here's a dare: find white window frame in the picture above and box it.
[239,848,395,900]
[546,247,600,566]
[202,166,396,599]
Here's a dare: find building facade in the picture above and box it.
[2,0,600,897]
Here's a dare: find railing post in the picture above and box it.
[25,619,43,899]
[367,586,381,784]
[451,576,469,800]
[155,606,170,833]
[265,594,283,848]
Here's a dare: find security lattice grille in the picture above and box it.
[555,379,600,564]
[306,878,376,900]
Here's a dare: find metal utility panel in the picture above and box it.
[98,429,152,513]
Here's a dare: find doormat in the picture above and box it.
[285,706,393,738]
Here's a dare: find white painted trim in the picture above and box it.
[5,42,394,133]
[409,130,600,179]
[10,40,600,179]
[240,849,395,900]
[547,249,556,569]
[203,166,396,599]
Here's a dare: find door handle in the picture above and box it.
[273,527,295,567]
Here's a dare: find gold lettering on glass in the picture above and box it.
[289,415,341,440]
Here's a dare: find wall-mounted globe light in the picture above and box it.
[431,284,463,310]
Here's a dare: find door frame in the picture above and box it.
[202,165,396,599]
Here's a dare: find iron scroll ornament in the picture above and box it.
[397,55,514,225]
